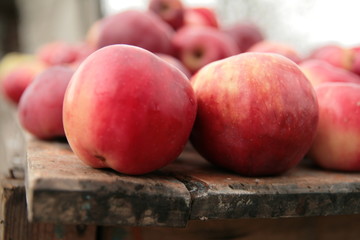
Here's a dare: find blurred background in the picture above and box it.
[2,0,360,57]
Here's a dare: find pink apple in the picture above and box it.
[307,44,353,70]
[248,40,302,63]
[148,0,185,30]
[18,66,74,139]
[299,59,360,88]
[349,45,360,76]
[172,26,239,74]
[63,44,197,175]
[1,61,45,105]
[190,52,319,176]
[86,10,175,55]
[157,53,191,78]
[37,41,94,66]
[222,22,264,53]
[183,7,219,28]
[308,83,360,171]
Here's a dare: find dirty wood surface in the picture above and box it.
[0,177,97,240]
[25,137,360,227]
[100,215,360,240]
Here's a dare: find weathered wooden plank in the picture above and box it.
[25,138,191,227]
[163,148,360,220]
[26,137,360,227]
[101,215,360,240]
[0,177,97,240]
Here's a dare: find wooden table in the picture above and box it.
[19,137,360,239]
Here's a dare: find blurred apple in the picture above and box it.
[307,44,353,70]
[37,41,94,66]
[308,83,360,171]
[348,45,360,76]
[157,53,191,78]
[222,22,264,53]
[172,26,239,74]
[248,40,302,63]
[63,45,197,175]
[300,59,360,88]
[190,53,318,176]
[148,0,184,30]
[18,66,74,139]
[184,7,219,28]
[1,60,46,105]
[86,10,174,55]
[0,52,36,80]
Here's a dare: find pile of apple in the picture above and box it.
[1,0,360,176]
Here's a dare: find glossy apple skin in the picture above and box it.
[87,10,174,55]
[172,26,239,74]
[190,52,319,176]
[148,0,184,30]
[300,59,360,88]
[308,83,360,171]
[222,22,264,53]
[18,66,74,139]
[63,45,197,175]
[248,40,302,63]
[1,61,45,104]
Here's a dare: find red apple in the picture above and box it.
[172,26,239,74]
[37,41,94,66]
[148,0,184,30]
[86,10,175,55]
[0,52,36,80]
[157,53,191,78]
[248,40,302,63]
[1,61,45,104]
[308,83,360,171]
[18,66,74,139]
[184,7,219,28]
[222,22,264,53]
[190,52,319,176]
[63,44,197,175]
[307,44,353,70]
[299,59,360,88]
[348,45,360,76]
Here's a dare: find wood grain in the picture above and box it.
[0,177,97,240]
[101,215,360,240]
[25,138,360,227]
[25,139,191,227]
[164,148,360,220]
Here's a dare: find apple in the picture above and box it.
[0,52,36,80]
[190,52,319,176]
[222,22,264,53]
[183,7,219,28]
[86,10,175,55]
[18,66,74,139]
[157,53,191,78]
[1,61,45,104]
[36,41,95,66]
[148,0,184,30]
[172,26,239,74]
[247,40,302,63]
[63,44,197,175]
[307,44,353,70]
[308,83,360,171]
[299,59,360,88]
[348,45,360,76]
